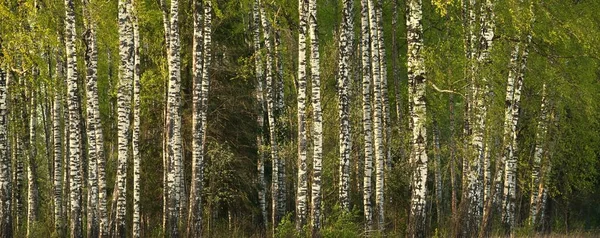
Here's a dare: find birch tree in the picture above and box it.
[360,0,374,229]
[406,0,428,236]
[296,0,309,230]
[337,0,353,212]
[258,1,281,229]
[65,0,83,236]
[0,63,11,237]
[367,0,385,229]
[116,0,134,235]
[251,0,267,230]
[83,0,100,235]
[52,48,64,237]
[132,2,141,236]
[308,0,323,234]
[188,0,206,236]
[529,84,547,227]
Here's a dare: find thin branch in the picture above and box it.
[428,81,465,98]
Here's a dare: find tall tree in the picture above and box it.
[296,0,309,231]
[131,2,141,236]
[65,0,83,236]
[529,84,548,227]
[26,77,38,238]
[308,0,323,234]
[360,0,374,229]
[406,0,428,236]
[367,0,385,229]
[188,0,206,236]
[251,0,267,230]
[258,1,281,230]
[116,0,134,236]
[83,0,100,235]
[337,0,353,212]
[52,47,64,237]
[0,57,11,238]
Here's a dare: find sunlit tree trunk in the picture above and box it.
[296,0,309,231]
[367,0,385,229]
[0,64,11,237]
[161,0,184,235]
[132,3,141,237]
[337,0,353,212]
[188,0,205,237]
[83,0,100,235]
[529,84,547,228]
[26,78,38,238]
[406,0,428,237]
[251,0,267,230]
[65,0,83,236]
[116,0,134,236]
[360,0,373,230]
[307,0,323,234]
[52,49,64,237]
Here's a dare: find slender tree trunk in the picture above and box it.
[188,0,205,237]
[83,1,100,236]
[27,79,38,238]
[296,0,309,232]
[367,0,385,229]
[308,0,323,233]
[406,0,428,237]
[529,84,547,227]
[251,0,267,231]
[116,0,134,236]
[375,0,391,174]
[360,0,373,230]
[158,0,170,232]
[162,0,184,235]
[337,0,353,212]
[65,0,83,236]
[258,2,282,231]
[433,123,442,226]
[0,64,11,238]
[52,49,64,237]
[132,3,141,237]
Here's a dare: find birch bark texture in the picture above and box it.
[360,0,374,229]
[308,0,324,234]
[65,0,83,236]
[251,0,268,230]
[116,0,134,236]
[406,0,429,236]
[132,3,142,236]
[296,0,309,231]
[529,84,548,227]
[188,0,206,236]
[337,0,353,212]
[83,0,100,235]
[0,64,11,237]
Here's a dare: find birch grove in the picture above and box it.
[0,0,598,237]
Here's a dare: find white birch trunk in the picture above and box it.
[132,4,141,237]
[65,0,83,235]
[52,51,64,237]
[251,0,267,230]
[116,0,134,236]
[367,0,385,229]
[529,84,547,227]
[0,65,10,237]
[83,1,100,235]
[308,0,323,234]
[27,82,38,238]
[407,0,428,236]
[337,0,353,212]
[296,0,309,231]
[360,0,374,229]
[188,0,205,236]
